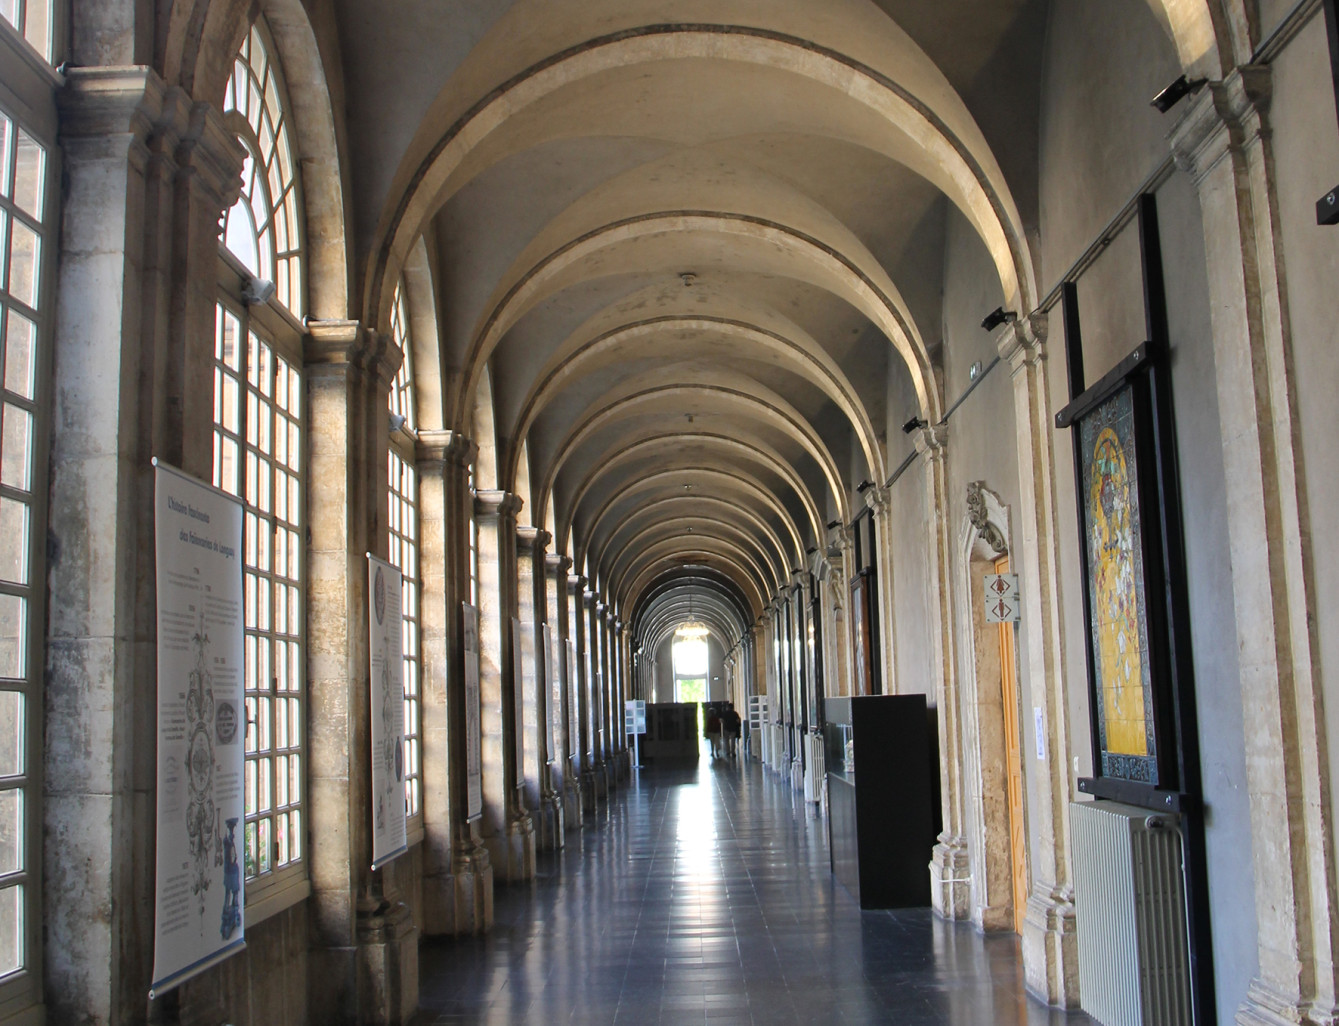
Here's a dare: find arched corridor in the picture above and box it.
[418,760,1088,1025]
[5,0,1339,1023]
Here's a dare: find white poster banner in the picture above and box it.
[543,624,558,766]
[151,460,246,996]
[566,640,580,770]
[368,555,407,870]
[463,603,483,819]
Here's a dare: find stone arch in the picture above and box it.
[472,363,499,490]
[951,480,1027,932]
[401,234,444,432]
[507,315,885,491]
[1143,0,1232,76]
[363,14,1037,362]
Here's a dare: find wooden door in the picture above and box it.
[996,555,1028,934]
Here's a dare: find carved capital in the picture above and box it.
[862,484,890,517]
[546,553,573,576]
[474,488,522,521]
[1169,65,1271,185]
[178,99,246,212]
[997,311,1049,371]
[516,525,541,554]
[914,424,949,462]
[304,319,378,372]
[414,429,454,464]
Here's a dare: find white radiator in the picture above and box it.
[1070,800,1191,1026]
[803,733,825,803]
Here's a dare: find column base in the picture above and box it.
[581,770,599,813]
[537,789,565,851]
[354,900,418,1025]
[504,811,536,883]
[593,761,609,802]
[1021,887,1080,1009]
[1237,980,1339,1026]
[422,842,493,936]
[929,835,971,922]
[564,779,584,829]
[790,757,803,794]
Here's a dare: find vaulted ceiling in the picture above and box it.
[332,0,1059,639]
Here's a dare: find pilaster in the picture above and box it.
[45,67,244,1023]
[997,312,1078,1007]
[302,319,416,1025]
[547,554,582,830]
[516,527,563,850]
[862,485,898,696]
[1170,66,1339,1026]
[568,574,597,814]
[416,431,492,935]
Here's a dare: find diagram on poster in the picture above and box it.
[151,460,246,997]
[368,555,407,870]
[463,603,483,819]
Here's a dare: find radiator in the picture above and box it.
[803,733,825,803]
[1070,800,1191,1026]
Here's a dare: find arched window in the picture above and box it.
[222,19,304,318]
[386,277,422,825]
[214,15,308,915]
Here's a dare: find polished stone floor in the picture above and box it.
[416,755,1093,1025]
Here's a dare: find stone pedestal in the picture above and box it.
[929,835,972,922]
[356,901,419,1025]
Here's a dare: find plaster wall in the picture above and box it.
[1265,9,1339,887]
[1040,0,1257,1015]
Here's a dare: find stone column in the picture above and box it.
[615,621,630,776]
[473,490,535,882]
[569,575,597,812]
[586,592,609,801]
[547,555,583,829]
[302,320,418,1024]
[516,527,562,850]
[1170,67,1339,1026]
[46,67,243,1024]
[416,432,491,935]
[865,485,899,695]
[917,427,971,924]
[997,312,1078,1006]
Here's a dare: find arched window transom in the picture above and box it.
[222,20,304,318]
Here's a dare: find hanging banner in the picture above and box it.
[150,460,246,996]
[463,603,483,819]
[543,624,558,766]
[567,640,580,770]
[511,618,526,773]
[368,555,407,870]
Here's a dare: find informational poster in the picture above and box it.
[566,640,580,770]
[463,603,483,819]
[511,618,526,773]
[150,460,246,996]
[368,555,407,870]
[543,625,559,765]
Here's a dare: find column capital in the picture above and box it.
[862,484,891,517]
[414,429,453,464]
[474,489,523,520]
[304,319,381,374]
[516,525,541,552]
[914,424,949,463]
[546,553,573,575]
[58,65,170,142]
[997,311,1049,371]
[567,573,586,594]
[1169,65,1271,185]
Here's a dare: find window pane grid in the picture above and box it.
[222,20,304,318]
[0,0,53,63]
[213,303,304,885]
[387,450,421,820]
[388,279,414,431]
[0,105,43,981]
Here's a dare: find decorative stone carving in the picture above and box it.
[967,482,1008,556]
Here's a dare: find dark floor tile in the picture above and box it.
[414,760,1092,1026]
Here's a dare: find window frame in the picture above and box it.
[0,45,57,1024]
[214,254,311,924]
